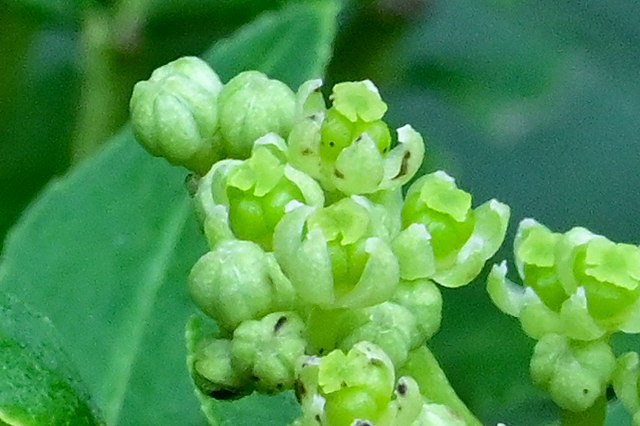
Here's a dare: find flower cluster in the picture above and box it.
[488,219,640,415]
[130,56,510,425]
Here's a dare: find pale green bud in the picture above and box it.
[191,336,249,399]
[530,334,615,412]
[218,71,296,158]
[188,240,275,331]
[392,279,443,343]
[130,56,223,174]
[403,171,510,288]
[339,302,416,366]
[231,312,306,392]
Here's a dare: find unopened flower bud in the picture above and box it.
[130,56,223,173]
[231,312,306,392]
[217,71,296,158]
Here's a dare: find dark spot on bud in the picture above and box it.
[392,151,411,180]
[315,414,322,423]
[354,421,372,426]
[294,381,306,401]
[355,135,363,143]
[397,381,407,396]
[207,389,238,400]
[369,358,383,367]
[276,383,284,391]
[583,388,589,395]
[341,381,347,388]
[334,169,344,179]
[606,385,615,400]
[329,141,335,147]
[185,173,200,197]
[274,316,287,333]
[319,348,325,355]
[301,148,312,155]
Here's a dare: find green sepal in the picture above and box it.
[332,133,385,194]
[487,261,606,340]
[432,199,510,288]
[295,79,326,119]
[379,125,426,190]
[612,352,640,420]
[288,115,325,181]
[217,71,296,159]
[392,224,436,280]
[330,80,388,122]
[231,312,306,393]
[530,334,615,412]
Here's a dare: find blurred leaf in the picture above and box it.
[0,6,79,250]
[605,400,632,426]
[0,2,339,425]
[376,0,640,423]
[0,292,103,426]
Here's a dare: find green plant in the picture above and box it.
[1,1,640,425]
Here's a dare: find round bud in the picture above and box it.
[130,56,223,174]
[231,312,306,392]
[188,240,273,331]
[217,71,296,158]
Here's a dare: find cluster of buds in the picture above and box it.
[488,219,640,415]
[130,56,510,425]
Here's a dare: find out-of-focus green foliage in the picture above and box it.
[1,0,639,425]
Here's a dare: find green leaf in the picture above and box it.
[0,292,103,426]
[0,2,339,425]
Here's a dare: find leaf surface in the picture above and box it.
[0,2,339,425]
[0,292,103,426]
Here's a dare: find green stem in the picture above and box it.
[71,0,151,163]
[560,395,607,426]
[399,345,483,426]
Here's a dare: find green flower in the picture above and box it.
[294,342,396,426]
[402,171,510,288]
[487,219,640,340]
[194,134,324,250]
[288,80,425,195]
[217,71,296,159]
[130,56,223,174]
[273,196,400,309]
